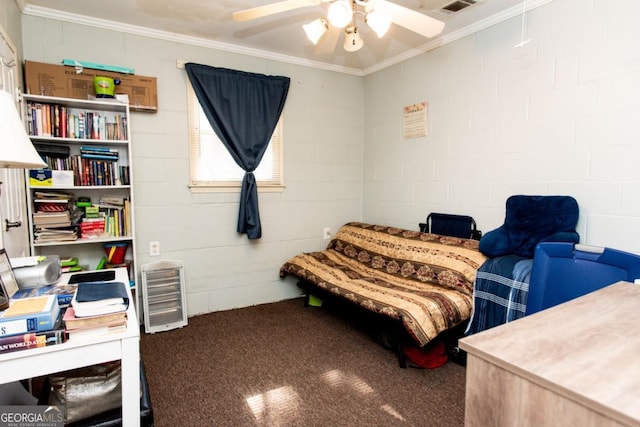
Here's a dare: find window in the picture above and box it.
[187,82,284,192]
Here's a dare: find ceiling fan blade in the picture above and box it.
[233,0,323,22]
[376,0,445,38]
[315,26,341,54]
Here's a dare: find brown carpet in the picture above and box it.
[141,297,466,427]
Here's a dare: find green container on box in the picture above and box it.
[94,76,117,98]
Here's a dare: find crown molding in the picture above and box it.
[14,0,27,12]
[20,4,366,76]
[363,0,554,75]
[21,0,554,77]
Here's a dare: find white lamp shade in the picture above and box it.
[0,90,46,169]
[328,0,352,28]
[303,18,328,45]
[366,10,392,38]
[344,26,363,52]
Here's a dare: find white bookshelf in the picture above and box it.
[21,94,137,289]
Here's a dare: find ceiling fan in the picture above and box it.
[233,0,445,54]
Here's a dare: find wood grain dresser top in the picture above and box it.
[460,281,640,426]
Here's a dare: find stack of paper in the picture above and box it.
[34,228,78,243]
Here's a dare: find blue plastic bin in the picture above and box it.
[526,242,640,315]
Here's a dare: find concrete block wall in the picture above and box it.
[20,17,364,314]
[15,0,640,316]
[363,0,640,254]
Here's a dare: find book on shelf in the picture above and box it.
[33,211,72,228]
[34,199,68,212]
[80,146,119,161]
[81,146,119,153]
[34,227,79,243]
[99,196,126,207]
[0,309,66,354]
[0,295,61,337]
[71,281,129,317]
[80,217,106,238]
[34,191,73,201]
[26,101,128,141]
[80,153,120,161]
[73,156,122,186]
[34,143,71,159]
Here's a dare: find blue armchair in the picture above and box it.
[466,195,580,335]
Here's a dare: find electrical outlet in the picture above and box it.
[149,241,160,257]
[323,227,331,239]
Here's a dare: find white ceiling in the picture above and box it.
[19,0,545,75]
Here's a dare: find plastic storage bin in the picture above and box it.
[526,242,640,315]
[103,242,128,265]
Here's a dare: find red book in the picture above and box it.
[60,106,67,138]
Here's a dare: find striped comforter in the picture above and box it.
[280,222,487,347]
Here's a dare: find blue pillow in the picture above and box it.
[479,195,580,258]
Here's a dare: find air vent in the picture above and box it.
[439,0,479,15]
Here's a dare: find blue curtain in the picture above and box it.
[185,63,290,239]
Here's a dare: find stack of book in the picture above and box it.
[0,295,65,354]
[64,281,129,340]
[80,204,106,238]
[80,146,119,161]
[33,211,71,228]
[32,191,78,243]
[73,146,122,186]
[79,217,106,238]
[63,307,127,340]
[33,191,72,228]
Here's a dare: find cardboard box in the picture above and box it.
[24,60,158,113]
[29,170,74,187]
[29,169,52,187]
[52,170,74,187]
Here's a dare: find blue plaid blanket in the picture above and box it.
[465,255,533,335]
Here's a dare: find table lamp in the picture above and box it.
[0,89,47,309]
[0,90,46,169]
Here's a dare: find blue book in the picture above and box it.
[12,284,77,308]
[0,309,66,354]
[80,153,119,161]
[0,295,60,337]
[80,146,116,152]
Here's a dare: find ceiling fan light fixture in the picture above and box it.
[366,10,392,38]
[343,25,363,52]
[303,18,328,45]
[328,0,353,28]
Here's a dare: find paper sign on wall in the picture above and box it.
[403,102,427,139]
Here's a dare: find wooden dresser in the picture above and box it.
[459,281,640,427]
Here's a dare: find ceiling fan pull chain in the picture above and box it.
[514,0,530,48]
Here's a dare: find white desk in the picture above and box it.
[0,267,140,426]
[459,281,640,427]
